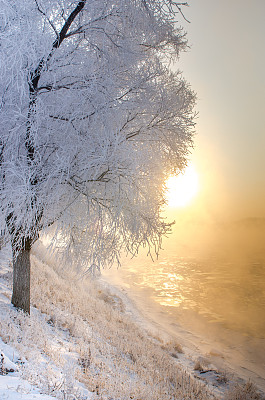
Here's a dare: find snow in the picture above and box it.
[0,375,55,400]
[0,330,53,400]
[0,243,264,399]
[0,248,93,400]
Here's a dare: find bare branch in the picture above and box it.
[34,0,59,39]
[53,0,87,49]
[174,2,190,23]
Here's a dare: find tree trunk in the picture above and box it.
[9,1,88,316]
[11,239,31,314]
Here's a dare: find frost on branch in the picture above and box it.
[0,0,195,270]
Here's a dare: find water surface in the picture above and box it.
[103,220,265,390]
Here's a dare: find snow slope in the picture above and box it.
[0,243,264,399]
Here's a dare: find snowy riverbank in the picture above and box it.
[101,255,265,396]
[0,243,264,399]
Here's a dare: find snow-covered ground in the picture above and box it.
[0,248,60,400]
[0,243,264,399]
[0,342,55,400]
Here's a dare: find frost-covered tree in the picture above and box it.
[0,0,195,313]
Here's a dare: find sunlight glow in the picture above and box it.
[166,165,199,208]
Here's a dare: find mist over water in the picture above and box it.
[126,253,265,338]
[164,217,265,337]
[103,217,265,388]
[116,217,265,337]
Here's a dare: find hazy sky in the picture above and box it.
[174,0,265,221]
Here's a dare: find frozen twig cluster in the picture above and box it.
[0,1,195,274]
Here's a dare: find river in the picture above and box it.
[103,219,265,392]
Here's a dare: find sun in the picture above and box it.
[166,165,199,208]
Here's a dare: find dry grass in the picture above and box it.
[0,245,218,399]
[161,339,184,356]
[224,381,264,400]
[216,370,229,385]
[194,360,205,372]
[194,357,211,372]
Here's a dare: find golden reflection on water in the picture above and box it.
[117,254,265,338]
[102,220,265,341]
